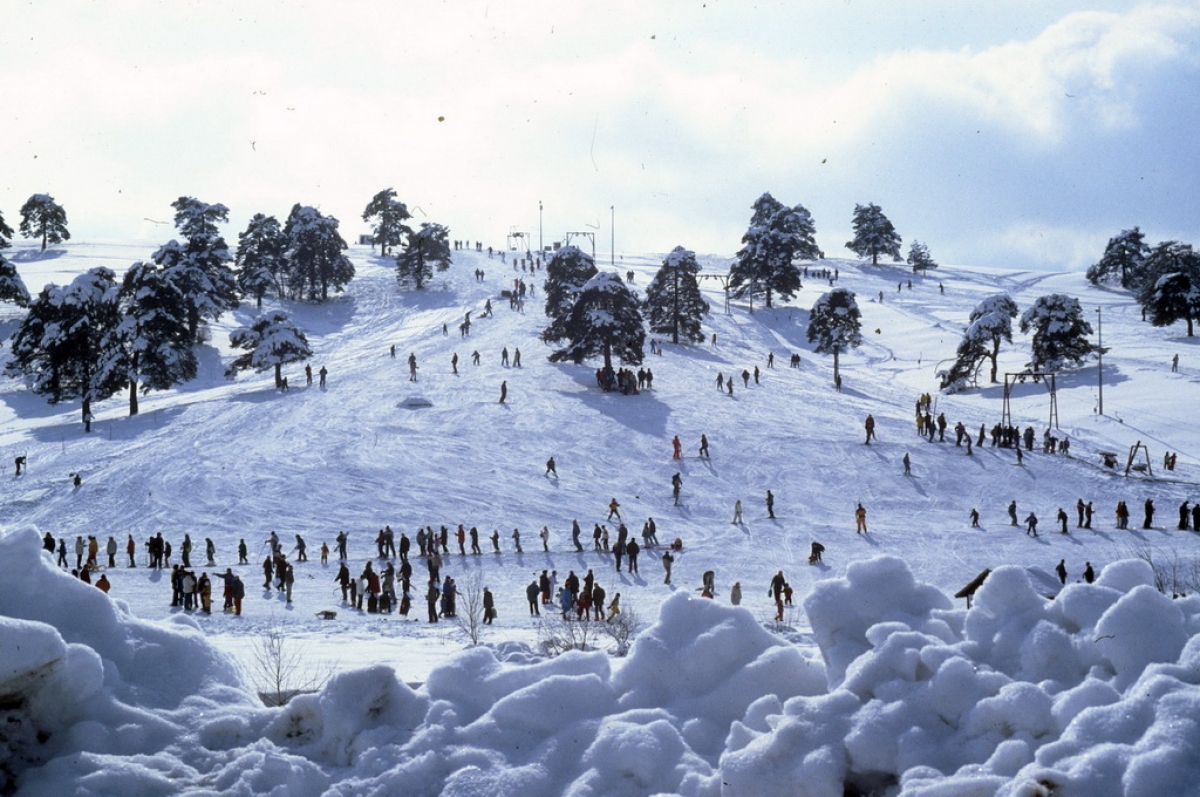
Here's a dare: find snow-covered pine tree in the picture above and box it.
[1135,241,1200,312]
[98,261,197,415]
[1086,227,1150,288]
[0,254,30,307]
[5,268,123,423]
[728,193,820,310]
[281,205,355,301]
[19,194,70,251]
[542,245,598,340]
[362,188,412,256]
[235,214,286,309]
[153,197,240,341]
[845,203,901,265]
[395,222,451,290]
[0,208,14,249]
[225,310,313,389]
[1020,294,1095,371]
[546,272,645,373]
[940,294,1018,390]
[807,287,862,384]
[906,240,938,274]
[646,246,709,344]
[1147,272,1200,337]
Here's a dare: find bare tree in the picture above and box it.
[599,606,642,656]
[1126,542,1200,598]
[249,615,329,706]
[455,570,487,646]
[537,611,605,656]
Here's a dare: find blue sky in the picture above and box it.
[1,0,1197,271]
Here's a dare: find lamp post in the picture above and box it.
[1096,306,1103,416]
[538,201,543,254]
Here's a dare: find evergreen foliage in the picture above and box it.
[1146,271,1200,337]
[19,194,71,251]
[1086,228,1150,288]
[98,262,197,415]
[845,203,901,265]
[906,240,938,273]
[545,272,645,372]
[646,246,709,344]
[0,209,13,249]
[1020,294,1095,371]
[5,267,123,422]
[395,223,452,290]
[362,188,412,256]
[729,193,820,309]
[1135,241,1200,309]
[282,205,355,301]
[235,214,286,308]
[940,294,1018,390]
[152,197,239,341]
[807,287,862,383]
[0,254,30,307]
[542,246,598,339]
[225,310,313,389]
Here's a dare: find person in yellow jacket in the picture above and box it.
[607,592,621,619]
[855,503,867,534]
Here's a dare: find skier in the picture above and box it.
[499,381,507,403]
[766,490,775,519]
[408,353,418,381]
[572,519,583,552]
[1056,559,1067,585]
[1008,501,1018,526]
[808,541,825,564]
[319,366,327,387]
[1025,512,1039,536]
[1144,498,1155,529]
[539,525,550,552]
[662,549,674,584]
[1057,508,1069,534]
[699,434,709,458]
[902,452,911,476]
[672,435,682,460]
[969,508,980,527]
[511,528,522,553]
[672,472,682,506]
[864,414,876,444]
[1083,562,1096,583]
[731,499,743,524]
[608,498,621,520]
[545,456,557,477]
[855,503,867,533]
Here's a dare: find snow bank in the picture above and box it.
[4,530,1200,795]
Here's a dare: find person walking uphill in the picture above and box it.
[864,414,876,444]
[855,503,868,533]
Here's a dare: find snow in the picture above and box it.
[3,238,1200,794]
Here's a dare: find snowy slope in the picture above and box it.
[2,237,1200,795]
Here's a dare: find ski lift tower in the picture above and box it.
[507,228,532,254]
[1001,371,1059,431]
[564,231,596,263]
[698,273,732,315]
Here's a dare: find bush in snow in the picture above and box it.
[845,202,901,265]
[645,246,709,344]
[807,287,862,385]
[729,193,820,310]
[225,310,313,389]
[1019,294,1095,371]
[18,194,70,251]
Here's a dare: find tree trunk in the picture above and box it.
[671,268,680,345]
[990,339,1000,383]
[274,363,283,389]
[129,380,139,416]
[833,348,840,385]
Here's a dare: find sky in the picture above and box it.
[1,0,1198,271]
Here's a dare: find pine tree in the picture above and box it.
[282,205,355,301]
[0,208,14,249]
[1135,241,1200,311]
[546,272,645,372]
[807,288,862,384]
[542,245,598,340]
[729,193,820,310]
[906,240,938,273]
[1147,271,1200,337]
[845,203,901,265]
[19,194,71,251]
[0,254,30,307]
[235,214,286,309]
[97,262,197,416]
[225,310,313,389]
[362,188,412,256]
[153,197,240,341]
[646,246,709,344]
[1020,294,1095,371]
[1086,228,1150,288]
[940,294,1018,390]
[5,268,123,423]
[395,222,451,290]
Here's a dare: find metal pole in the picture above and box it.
[1097,310,1104,415]
[539,201,543,254]
[610,206,615,267]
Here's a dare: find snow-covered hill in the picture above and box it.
[2,238,1199,795]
